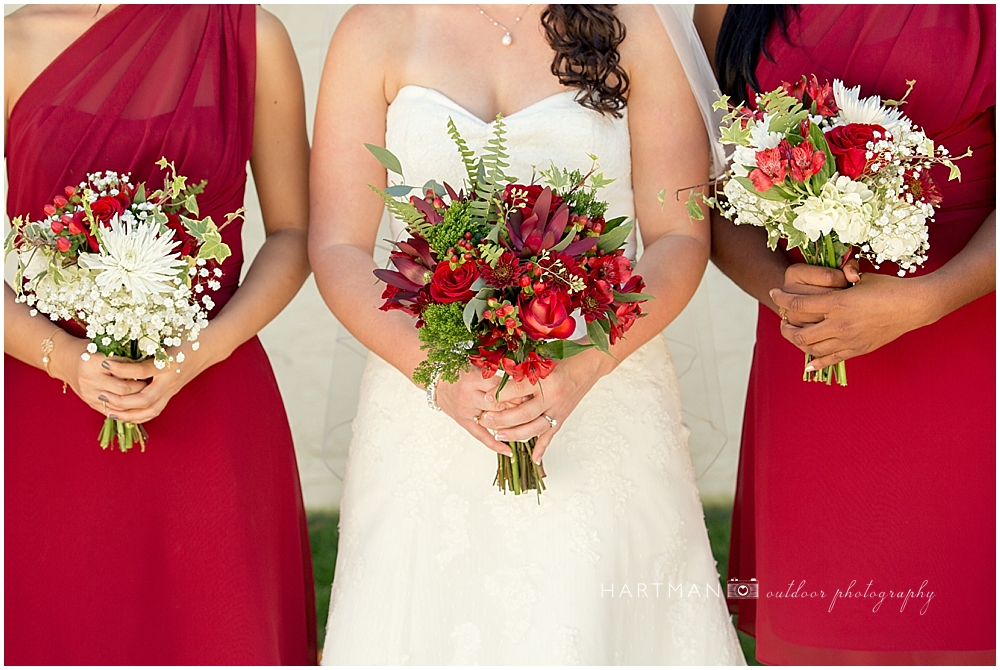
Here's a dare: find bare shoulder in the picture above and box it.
[614,5,678,78]
[329,4,410,51]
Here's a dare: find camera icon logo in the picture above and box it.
[727,578,759,599]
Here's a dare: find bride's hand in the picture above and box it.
[435,369,520,456]
[478,350,611,463]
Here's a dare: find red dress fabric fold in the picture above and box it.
[728,5,995,665]
[4,5,316,664]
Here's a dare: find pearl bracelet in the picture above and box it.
[426,371,443,412]
[41,327,68,394]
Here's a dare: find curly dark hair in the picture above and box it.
[540,5,629,117]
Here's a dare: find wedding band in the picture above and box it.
[473,413,482,424]
[102,400,108,414]
[543,414,557,429]
[778,307,788,321]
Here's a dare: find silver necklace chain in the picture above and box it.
[475,4,531,46]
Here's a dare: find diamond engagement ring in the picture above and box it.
[543,414,557,429]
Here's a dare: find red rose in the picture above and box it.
[519,289,576,340]
[90,195,124,224]
[503,184,564,215]
[429,261,478,303]
[825,123,884,180]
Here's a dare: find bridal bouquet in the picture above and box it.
[5,158,239,451]
[688,76,967,386]
[369,116,650,497]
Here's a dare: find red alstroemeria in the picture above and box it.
[165,213,198,257]
[749,143,790,192]
[590,253,632,285]
[782,75,839,116]
[788,140,826,182]
[502,352,556,385]
[470,347,506,379]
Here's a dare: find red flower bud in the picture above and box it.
[51,220,65,234]
[53,195,68,208]
[44,204,56,216]
[64,186,76,197]
[56,237,71,253]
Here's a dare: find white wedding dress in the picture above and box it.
[322,85,744,665]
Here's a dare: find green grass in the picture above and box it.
[308,504,759,664]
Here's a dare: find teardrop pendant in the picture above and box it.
[501,32,512,46]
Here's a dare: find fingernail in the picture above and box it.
[804,364,815,372]
[101,361,111,370]
[98,394,108,402]
[532,456,541,465]
[108,414,118,420]
[484,393,493,405]
[495,433,508,442]
[768,289,776,299]
[482,413,495,427]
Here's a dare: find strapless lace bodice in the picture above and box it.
[385,85,637,259]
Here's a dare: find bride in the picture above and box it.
[309,4,743,665]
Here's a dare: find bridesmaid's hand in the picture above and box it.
[435,369,517,456]
[97,341,219,424]
[48,333,148,417]
[777,262,853,324]
[770,260,937,370]
[479,350,612,464]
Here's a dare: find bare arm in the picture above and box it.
[9,8,313,424]
[307,7,508,454]
[484,6,715,455]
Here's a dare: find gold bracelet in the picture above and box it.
[41,327,68,394]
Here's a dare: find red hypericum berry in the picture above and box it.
[519,275,531,287]
[464,232,473,240]
[409,196,419,205]
[533,266,542,277]
[44,204,56,216]
[505,318,516,330]
[483,310,493,320]
[51,220,65,234]
[487,297,497,307]
[463,253,473,261]
[56,237,71,252]
[68,220,84,235]
[53,195,68,208]
[533,282,546,292]
[432,197,444,208]
[64,186,76,197]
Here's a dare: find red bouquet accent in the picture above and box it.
[368,117,651,497]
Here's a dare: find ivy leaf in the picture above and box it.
[946,161,962,182]
[133,184,146,204]
[712,93,731,112]
[720,122,753,146]
[586,318,610,354]
[596,220,634,253]
[686,192,705,220]
[365,143,404,177]
[589,172,616,189]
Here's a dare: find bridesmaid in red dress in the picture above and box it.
[696,4,995,665]
[4,5,316,664]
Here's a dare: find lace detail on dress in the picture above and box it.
[321,85,746,666]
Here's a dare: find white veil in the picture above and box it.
[319,4,738,494]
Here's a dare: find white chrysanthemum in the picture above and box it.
[832,80,904,135]
[78,216,187,300]
[748,115,782,150]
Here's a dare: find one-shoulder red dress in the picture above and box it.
[4,5,316,664]
[727,5,995,665]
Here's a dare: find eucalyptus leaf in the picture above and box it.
[364,143,405,177]
[385,184,415,197]
[462,300,479,331]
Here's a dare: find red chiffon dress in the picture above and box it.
[727,5,996,665]
[4,5,316,665]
